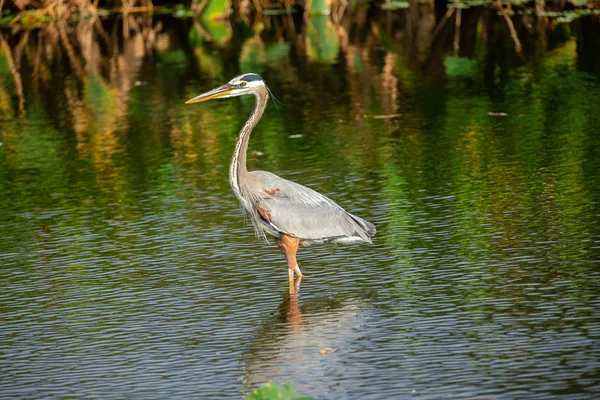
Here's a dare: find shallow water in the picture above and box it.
[1,12,600,399]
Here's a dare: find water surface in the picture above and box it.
[1,11,599,399]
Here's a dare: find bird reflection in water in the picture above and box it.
[241,291,376,396]
[280,292,304,334]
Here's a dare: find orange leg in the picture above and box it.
[276,234,302,293]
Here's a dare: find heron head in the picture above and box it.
[185,73,265,104]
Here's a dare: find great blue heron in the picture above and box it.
[186,73,376,293]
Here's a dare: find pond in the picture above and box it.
[1,8,599,399]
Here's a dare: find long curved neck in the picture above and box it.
[229,85,268,199]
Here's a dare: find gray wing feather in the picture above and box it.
[250,170,375,244]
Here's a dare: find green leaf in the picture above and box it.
[306,16,339,64]
[246,382,314,400]
[444,56,478,78]
[381,1,410,10]
[200,0,231,21]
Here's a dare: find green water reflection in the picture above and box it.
[1,11,599,399]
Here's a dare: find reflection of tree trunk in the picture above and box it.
[93,18,113,51]
[431,7,455,42]
[495,0,523,56]
[408,1,436,63]
[575,16,600,74]
[332,0,347,26]
[535,0,545,15]
[342,2,370,44]
[0,12,165,132]
[454,7,461,56]
[458,8,480,57]
[0,32,28,116]
[381,52,399,116]
[430,5,480,56]
[58,24,86,82]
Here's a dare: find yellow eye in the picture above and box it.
[240,81,247,87]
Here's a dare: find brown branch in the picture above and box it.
[454,7,461,56]
[0,36,26,116]
[58,23,85,81]
[116,5,164,13]
[431,6,455,43]
[495,0,522,56]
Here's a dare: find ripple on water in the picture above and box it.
[2,53,600,398]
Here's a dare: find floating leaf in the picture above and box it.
[246,382,313,400]
[371,114,402,119]
[319,347,338,355]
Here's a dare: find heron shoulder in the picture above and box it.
[249,170,339,208]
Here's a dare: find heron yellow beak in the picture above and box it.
[185,84,233,104]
